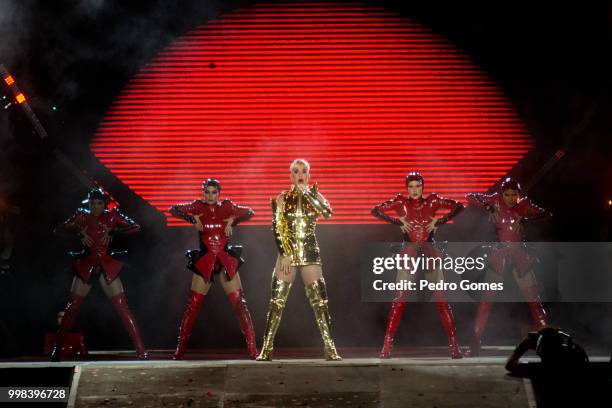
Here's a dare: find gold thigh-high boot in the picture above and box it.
[256,276,292,361]
[305,278,342,361]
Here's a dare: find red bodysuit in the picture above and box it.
[169,199,253,281]
[372,190,465,358]
[466,192,552,275]
[372,193,463,258]
[62,209,140,283]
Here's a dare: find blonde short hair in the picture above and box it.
[290,158,310,172]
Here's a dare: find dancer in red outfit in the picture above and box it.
[372,172,464,359]
[169,179,257,360]
[466,177,552,357]
[51,189,147,361]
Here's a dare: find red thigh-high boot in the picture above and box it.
[110,292,148,360]
[521,285,547,330]
[227,289,257,359]
[433,291,462,359]
[468,299,494,357]
[173,290,205,360]
[380,291,408,358]
[50,293,86,362]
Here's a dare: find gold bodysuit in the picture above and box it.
[272,183,332,266]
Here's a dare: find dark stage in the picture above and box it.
[2,348,612,407]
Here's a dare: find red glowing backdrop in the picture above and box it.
[91,1,532,226]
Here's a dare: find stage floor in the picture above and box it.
[1,348,611,407]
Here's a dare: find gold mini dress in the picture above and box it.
[272,183,332,266]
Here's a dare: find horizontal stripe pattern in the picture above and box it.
[91,1,531,226]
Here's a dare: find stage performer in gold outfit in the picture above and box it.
[256,159,341,361]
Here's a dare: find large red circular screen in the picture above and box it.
[91,1,531,225]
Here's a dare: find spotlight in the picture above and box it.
[1,63,119,204]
